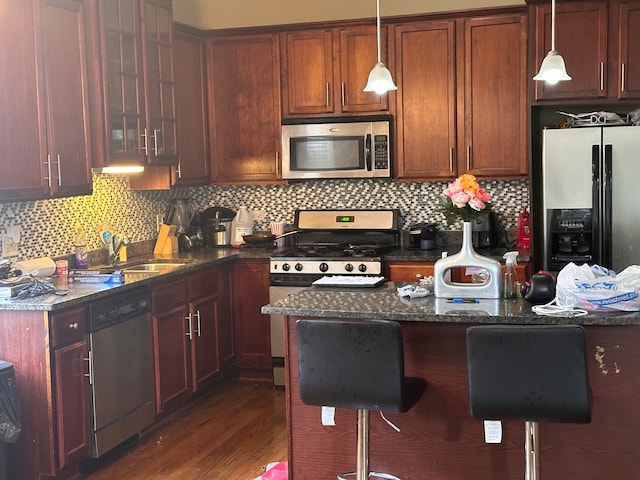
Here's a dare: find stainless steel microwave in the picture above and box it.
[281,115,392,180]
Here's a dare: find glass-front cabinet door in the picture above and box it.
[100,0,177,167]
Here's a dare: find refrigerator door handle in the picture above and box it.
[591,145,602,265]
[602,144,613,268]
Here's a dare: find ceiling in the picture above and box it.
[172,0,526,30]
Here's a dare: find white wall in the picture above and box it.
[172,0,525,30]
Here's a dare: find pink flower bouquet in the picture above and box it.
[438,174,493,224]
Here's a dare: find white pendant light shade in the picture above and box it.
[533,0,571,84]
[363,0,396,95]
[364,62,397,94]
[533,50,572,84]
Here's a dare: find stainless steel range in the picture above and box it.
[268,209,400,386]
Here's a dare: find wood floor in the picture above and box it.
[80,380,287,480]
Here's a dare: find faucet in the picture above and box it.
[110,236,130,265]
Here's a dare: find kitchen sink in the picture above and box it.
[122,263,186,273]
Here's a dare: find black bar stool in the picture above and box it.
[465,325,591,480]
[296,318,426,480]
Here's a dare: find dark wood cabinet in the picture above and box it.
[51,307,90,470]
[532,1,608,101]
[532,0,640,102]
[0,0,93,202]
[151,276,191,414]
[231,259,271,378]
[617,0,640,100]
[151,265,231,414]
[97,0,177,168]
[207,33,282,183]
[394,13,527,181]
[394,20,457,180]
[386,261,436,282]
[462,14,528,177]
[172,27,210,186]
[281,26,389,117]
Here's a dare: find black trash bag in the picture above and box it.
[0,363,20,444]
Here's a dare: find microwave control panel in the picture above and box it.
[374,135,389,169]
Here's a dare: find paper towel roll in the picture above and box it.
[14,257,57,277]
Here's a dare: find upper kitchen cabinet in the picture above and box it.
[207,33,282,184]
[394,20,457,180]
[280,26,389,117]
[172,27,210,186]
[394,12,528,180]
[96,0,178,168]
[616,0,640,100]
[0,0,93,201]
[532,1,608,101]
[462,14,528,177]
[532,0,640,102]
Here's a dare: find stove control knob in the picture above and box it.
[295,263,304,272]
[282,263,290,272]
[358,264,367,273]
[345,263,354,272]
[319,262,329,272]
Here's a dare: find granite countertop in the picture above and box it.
[0,247,272,311]
[261,281,640,326]
[383,247,531,263]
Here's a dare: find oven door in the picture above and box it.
[268,285,304,387]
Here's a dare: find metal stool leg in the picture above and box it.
[525,421,540,480]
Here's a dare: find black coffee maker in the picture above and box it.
[409,223,438,249]
[472,212,499,248]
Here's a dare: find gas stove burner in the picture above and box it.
[343,245,378,257]
[294,244,331,256]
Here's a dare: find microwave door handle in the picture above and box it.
[365,134,372,171]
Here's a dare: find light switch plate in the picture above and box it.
[2,226,20,257]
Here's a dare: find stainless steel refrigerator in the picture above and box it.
[540,126,640,272]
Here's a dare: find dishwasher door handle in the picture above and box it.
[84,350,94,385]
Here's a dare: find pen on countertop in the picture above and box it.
[447,298,480,303]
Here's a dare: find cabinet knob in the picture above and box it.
[69,322,78,330]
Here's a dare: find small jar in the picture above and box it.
[55,259,69,276]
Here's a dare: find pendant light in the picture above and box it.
[533,0,571,84]
[363,0,397,94]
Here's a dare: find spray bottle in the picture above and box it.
[502,251,519,299]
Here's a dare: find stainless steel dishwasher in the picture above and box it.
[87,286,155,457]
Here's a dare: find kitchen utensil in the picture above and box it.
[242,230,298,246]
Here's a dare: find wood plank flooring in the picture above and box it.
[80,380,287,480]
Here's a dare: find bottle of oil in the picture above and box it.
[74,226,88,269]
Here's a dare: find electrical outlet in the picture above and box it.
[251,210,266,222]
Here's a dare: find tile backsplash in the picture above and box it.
[0,174,529,261]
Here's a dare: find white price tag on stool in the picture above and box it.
[484,420,502,443]
[321,406,335,426]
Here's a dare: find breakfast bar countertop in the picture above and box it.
[261,281,640,326]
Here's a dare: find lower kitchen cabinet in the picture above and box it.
[51,307,91,469]
[0,307,90,479]
[151,265,231,416]
[231,259,271,379]
[386,260,530,284]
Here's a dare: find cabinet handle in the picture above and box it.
[326,82,330,107]
[185,313,193,340]
[85,350,93,385]
[56,154,62,186]
[341,82,345,106]
[153,128,160,156]
[621,63,626,93]
[600,62,604,91]
[69,322,78,330]
[194,310,201,337]
[449,147,454,171]
[275,152,279,176]
[466,146,471,170]
[141,128,149,156]
[176,162,182,179]
[44,154,52,187]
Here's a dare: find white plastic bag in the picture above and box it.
[555,262,640,311]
